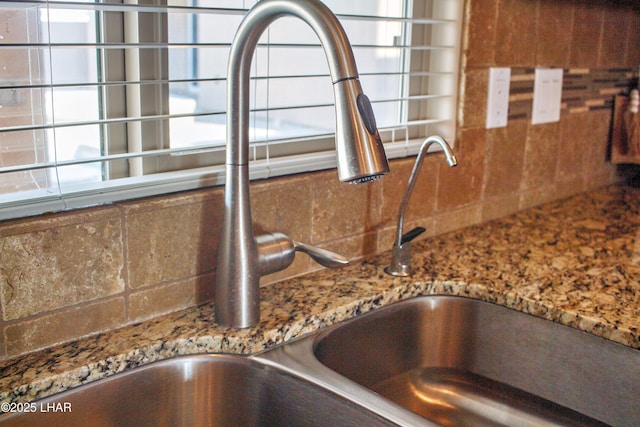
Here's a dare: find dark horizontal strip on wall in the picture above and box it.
[507,67,634,120]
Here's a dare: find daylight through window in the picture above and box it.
[0,0,462,220]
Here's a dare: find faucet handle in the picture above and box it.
[256,232,349,276]
[294,241,349,269]
[400,226,426,245]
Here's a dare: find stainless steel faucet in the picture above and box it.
[216,0,390,328]
[385,135,457,277]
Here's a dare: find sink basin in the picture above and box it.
[312,296,640,427]
[0,354,394,427]
[5,296,638,427]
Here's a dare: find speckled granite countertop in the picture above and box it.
[1,185,639,404]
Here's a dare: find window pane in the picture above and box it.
[43,3,104,189]
[168,4,239,149]
[0,0,462,219]
[0,5,53,198]
[167,0,409,151]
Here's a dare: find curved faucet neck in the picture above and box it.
[226,0,359,167]
[394,136,457,247]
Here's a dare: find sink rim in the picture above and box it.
[256,330,435,426]
[4,295,637,426]
[259,294,640,427]
[0,352,397,427]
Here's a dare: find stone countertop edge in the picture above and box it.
[1,184,639,405]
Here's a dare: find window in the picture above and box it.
[0,0,462,220]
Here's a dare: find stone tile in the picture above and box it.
[251,174,313,242]
[519,185,562,211]
[0,208,124,321]
[522,121,560,191]
[460,68,489,129]
[555,176,586,200]
[482,194,521,222]
[536,0,573,66]
[128,274,215,322]
[310,170,382,243]
[432,204,482,237]
[465,0,498,66]
[495,0,538,66]
[583,110,614,178]
[557,113,590,182]
[4,298,125,357]
[123,189,222,290]
[437,129,485,211]
[583,172,614,194]
[599,5,629,68]
[570,2,604,67]
[0,206,118,236]
[627,11,640,66]
[483,119,528,199]
[380,156,438,229]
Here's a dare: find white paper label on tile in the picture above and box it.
[531,68,563,125]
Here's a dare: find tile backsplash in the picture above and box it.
[1,0,639,360]
[508,68,633,120]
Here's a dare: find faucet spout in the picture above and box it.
[216,0,389,328]
[385,135,457,277]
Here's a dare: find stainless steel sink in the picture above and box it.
[0,354,394,427]
[4,296,639,427]
[309,296,640,426]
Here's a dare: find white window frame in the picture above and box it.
[0,0,463,220]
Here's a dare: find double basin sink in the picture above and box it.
[2,296,639,426]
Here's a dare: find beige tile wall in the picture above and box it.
[1,0,639,360]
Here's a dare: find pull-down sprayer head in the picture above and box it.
[333,78,389,183]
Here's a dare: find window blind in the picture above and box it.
[0,0,462,220]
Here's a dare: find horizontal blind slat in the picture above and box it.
[0,93,455,134]
[3,0,454,23]
[0,70,455,91]
[0,0,462,219]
